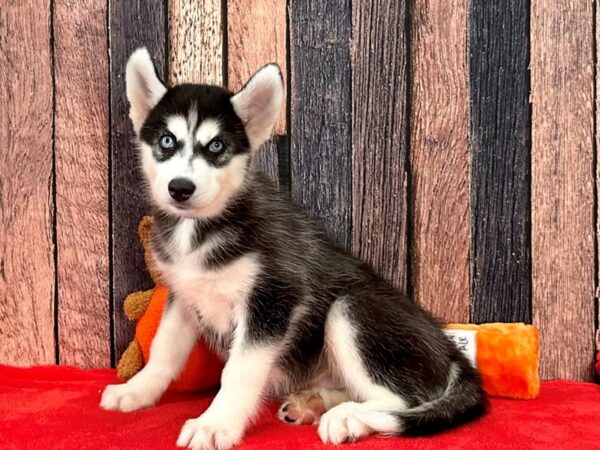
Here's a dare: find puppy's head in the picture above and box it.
[126,48,283,218]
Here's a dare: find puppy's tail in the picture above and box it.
[393,359,488,435]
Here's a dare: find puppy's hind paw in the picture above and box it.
[318,402,374,444]
[278,391,326,425]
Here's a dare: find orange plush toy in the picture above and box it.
[446,323,540,399]
[116,216,223,392]
[117,218,539,399]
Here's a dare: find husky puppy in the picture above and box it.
[101,48,486,450]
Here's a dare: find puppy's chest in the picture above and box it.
[155,219,260,336]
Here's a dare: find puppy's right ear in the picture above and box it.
[126,48,167,135]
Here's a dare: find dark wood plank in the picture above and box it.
[531,0,595,381]
[409,0,470,323]
[289,0,352,249]
[0,1,55,365]
[54,0,110,367]
[351,0,408,292]
[254,137,282,184]
[228,0,287,182]
[110,0,166,363]
[169,0,222,85]
[468,0,532,324]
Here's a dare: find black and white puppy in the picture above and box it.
[101,48,486,450]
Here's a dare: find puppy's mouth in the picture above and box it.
[171,202,191,210]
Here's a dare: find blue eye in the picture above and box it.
[209,140,224,153]
[159,135,175,150]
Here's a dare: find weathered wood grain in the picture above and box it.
[54,0,110,367]
[289,0,352,249]
[469,0,532,324]
[110,0,166,363]
[351,0,408,292]
[531,0,595,381]
[254,137,282,184]
[409,0,470,323]
[0,1,55,365]
[169,0,222,86]
[597,0,600,369]
[228,0,286,135]
[228,0,287,182]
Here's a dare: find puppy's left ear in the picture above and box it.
[231,64,284,149]
[126,48,167,135]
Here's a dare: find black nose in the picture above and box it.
[168,178,196,202]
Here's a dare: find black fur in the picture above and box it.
[146,82,487,436]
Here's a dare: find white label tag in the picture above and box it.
[444,329,477,367]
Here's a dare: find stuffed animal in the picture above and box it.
[117,218,540,399]
[116,216,223,392]
[447,323,540,399]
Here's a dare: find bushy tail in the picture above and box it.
[395,359,488,435]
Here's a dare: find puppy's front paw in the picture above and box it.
[100,383,159,412]
[176,415,243,450]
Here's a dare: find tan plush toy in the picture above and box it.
[116,216,223,392]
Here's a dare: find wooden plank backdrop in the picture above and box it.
[409,0,470,323]
[109,0,167,364]
[1,0,598,382]
[468,0,532,324]
[0,0,55,366]
[289,0,352,250]
[531,0,595,381]
[54,0,110,367]
[351,0,408,292]
[228,0,287,183]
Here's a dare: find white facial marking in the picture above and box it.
[187,103,198,134]
[141,111,247,218]
[195,118,221,146]
[166,115,189,143]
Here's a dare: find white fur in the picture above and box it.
[318,401,401,444]
[167,115,190,142]
[177,318,279,450]
[171,217,197,255]
[195,119,221,146]
[325,301,408,410]
[104,212,267,450]
[156,218,261,339]
[101,302,197,412]
[315,300,407,442]
[126,48,167,134]
[165,252,260,338]
[230,64,284,150]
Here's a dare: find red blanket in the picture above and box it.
[1,365,599,449]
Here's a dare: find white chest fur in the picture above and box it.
[156,218,261,337]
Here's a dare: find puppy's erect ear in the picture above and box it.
[126,48,167,135]
[230,64,284,149]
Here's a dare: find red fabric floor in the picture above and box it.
[1,365,599,449]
